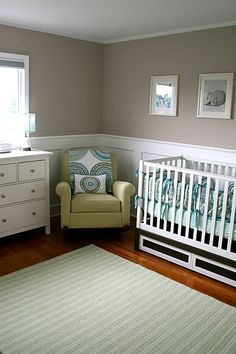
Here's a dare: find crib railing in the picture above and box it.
[184,157,236,177]
[150,155,236,177]
[136,157,236,261]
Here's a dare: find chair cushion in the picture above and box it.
[68,148,113,193]
[71,193,121,213]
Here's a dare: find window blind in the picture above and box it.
[0,59,24,69]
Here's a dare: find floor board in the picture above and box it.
[0,216,235,306]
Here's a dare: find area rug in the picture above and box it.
[0,245,235,354]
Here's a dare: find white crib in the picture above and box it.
[135,156,236,287]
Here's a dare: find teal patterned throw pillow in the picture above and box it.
[74,174,106,194]
[68,147,113,194]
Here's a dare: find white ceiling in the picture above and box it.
[0,0,235,43]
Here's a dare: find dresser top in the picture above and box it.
[0,149,52,162]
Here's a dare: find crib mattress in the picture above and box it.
[146,202,236,241]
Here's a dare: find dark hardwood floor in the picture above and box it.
[0,216,235,307]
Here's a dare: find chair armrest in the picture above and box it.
[56,181,71,198]
[55,181,71,228]
[113,181,135,226]
[113,181,135,199]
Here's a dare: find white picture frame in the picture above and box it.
[149,75,178,116]
[197,73,234,119]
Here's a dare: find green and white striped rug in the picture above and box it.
[0,244,235,354]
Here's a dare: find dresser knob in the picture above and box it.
[0,172,5,177]
[31,189,36,193]
[30,169,35,173]
[32,211,36,216]
[2,218,6,222]
[1,194,6,198]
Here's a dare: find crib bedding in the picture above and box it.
[141,173,236,240]
[144,174,235,219]
[146,201,236,241]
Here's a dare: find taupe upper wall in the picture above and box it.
[103,26,236,149]
[1,24,236,150]
[0,24,104,137]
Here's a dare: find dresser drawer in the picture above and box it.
[0,200,46,233]
[19,160,46,181]
[0,180,45,206]
[0,164,17,185]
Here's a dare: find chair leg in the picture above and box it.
[62,226,74,237]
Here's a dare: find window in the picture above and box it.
[0,52,29,145]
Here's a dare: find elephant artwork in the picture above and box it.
[204,89,226,107]
[197,73,234,119]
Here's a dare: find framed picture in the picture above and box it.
[149,75,178,116]
[197,73,234,119]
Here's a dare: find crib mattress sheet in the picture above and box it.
[147,202,236,241]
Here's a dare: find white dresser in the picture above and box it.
[0,150,52,238]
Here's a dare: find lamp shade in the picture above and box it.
[0,112,36,151]
[22,113,36,133]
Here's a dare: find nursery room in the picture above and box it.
[0,1,236,353]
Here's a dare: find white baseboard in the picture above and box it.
[50,203,60,217]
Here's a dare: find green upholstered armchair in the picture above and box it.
[56,148,135,229]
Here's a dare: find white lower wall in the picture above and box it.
[30,134,236,216]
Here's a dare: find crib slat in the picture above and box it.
[232,167,236,177]
[170,170,178,234]
[209,179,219,246]
[210,164,215,174]
[136,160,144,227]
[150,167,157,227]
[203,162,208,172]
[218,180,229,249]
[202,177,211,242]
[185,173,194,239]
[227,182,236,251]
[163,169,171,231]
[157,167,164,229]
[224,166,229,177]
[217,165,222,175]
[193,175,202,241]
[143,165,150,225]
[177,172,186,236]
